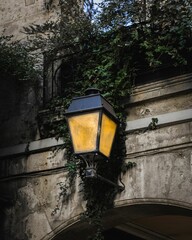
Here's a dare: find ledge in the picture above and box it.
[126,109,192,132]
[0,137,64,158]
[1,109,191,158]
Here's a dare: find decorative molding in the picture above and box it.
[114,198,192,211]
[126,142,192,159]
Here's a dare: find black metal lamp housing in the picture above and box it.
[65,89,118,159]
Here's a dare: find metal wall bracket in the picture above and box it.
[85,167,125,192]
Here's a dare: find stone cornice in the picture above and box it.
[127,73,192,105]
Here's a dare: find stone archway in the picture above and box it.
[44,201,192,240]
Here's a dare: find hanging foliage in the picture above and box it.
[0,35,41,82]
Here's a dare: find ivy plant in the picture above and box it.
[0,35,41,83]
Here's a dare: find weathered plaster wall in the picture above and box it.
[0,73,192,239]
[117,125,192,207]
[0,144,85,240]
[115,74,192,208]
[0,0,59,41]
[4,173,85,240]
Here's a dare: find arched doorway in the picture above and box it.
[49,203,192,240]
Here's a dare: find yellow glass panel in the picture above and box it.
[68,112,99,153]
[99,114,117,157]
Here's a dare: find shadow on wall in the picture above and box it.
[0,74,39,148]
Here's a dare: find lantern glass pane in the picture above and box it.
[68,112,99,154]
[99,113,117,157]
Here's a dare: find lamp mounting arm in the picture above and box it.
[79,155,125,192]
[96,173,125,192]
[85,166,125,192]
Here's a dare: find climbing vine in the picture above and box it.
[0,35,41,83]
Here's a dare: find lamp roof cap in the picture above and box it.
[65,89,117,120]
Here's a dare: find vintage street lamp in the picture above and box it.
[65,89,124,191]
